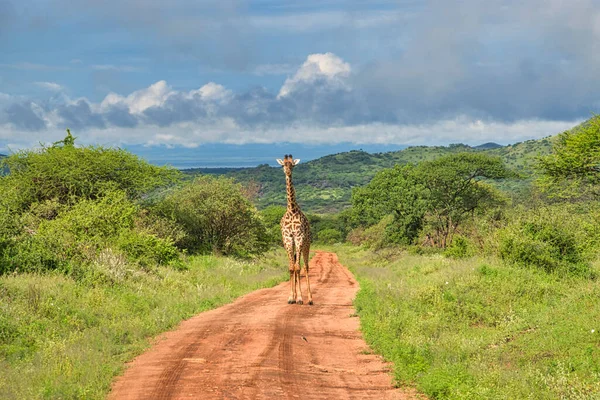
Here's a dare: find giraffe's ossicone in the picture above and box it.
[277,154,313,305]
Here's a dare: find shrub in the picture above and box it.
[259,205,286,246]
[444,235,475,258]
[116,230,182,269]
[498,206,599,276]
[155,176,269,256]
[317,228,343,245]
[4,190,181,273]
[0,133,179,211]
[6,190,138,272]
[346,215,393,250]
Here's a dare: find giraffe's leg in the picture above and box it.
[294,265,304,304]
[284,239,296,304]
[294,240,303,305]
[303,244,313,305]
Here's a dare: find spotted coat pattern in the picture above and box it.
[277,154,313,305]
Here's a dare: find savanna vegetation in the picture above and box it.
[0,131,287,398]
[319,116,600,399]
[2,115,600,399]
[192,137,554,213]
[210,116,600,398]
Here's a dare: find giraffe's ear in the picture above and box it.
[293,159,300,165]
[276,159,284,165]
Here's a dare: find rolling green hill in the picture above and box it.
[185,134,560,214]
[185,140,552,213]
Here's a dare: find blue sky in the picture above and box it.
[1,0,599,157]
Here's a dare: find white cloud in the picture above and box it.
[190,82,232,102]
[0,51,590,151]
[100,80,173,114]
[35,82,63,91]
[278,53,351,98]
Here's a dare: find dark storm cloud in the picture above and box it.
[103,104,139,128]
[142,93,208,127]
[5,102,46,131]
[56,99,105,130]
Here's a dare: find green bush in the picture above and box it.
[155,176,269,256]
[116,230,181,269]
[4,191,181,273]
[444,236,474,259]
[0,134,179,211]
[346,215,393,250]
[498,206,599,276]
[316,228,343,244]
[259,205,286,246]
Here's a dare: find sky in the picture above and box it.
[1,0,599,164]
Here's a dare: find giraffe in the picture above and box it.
[277,154,313,305]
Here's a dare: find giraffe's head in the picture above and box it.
[276,154,300,176]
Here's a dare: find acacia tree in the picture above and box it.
[414,153,511,247]
[351,165,427,244]
[537,115,600,199]
[351,153,512,247]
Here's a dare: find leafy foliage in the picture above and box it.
[414,153,512,247]
[351,153,512,247]
[537,115,600,199]
[259,205,287,246]
[0,136,179,211]
[0,131,272,274]
[154,176,269,257]
[351,165,427,245]
[498,205,600,276]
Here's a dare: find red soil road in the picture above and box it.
[108,251,420,400]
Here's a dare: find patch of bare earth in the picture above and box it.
[109,251,422,400]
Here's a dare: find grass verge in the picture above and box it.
[334,245,600,399]
[0,250,287,399]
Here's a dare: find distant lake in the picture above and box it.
[125,143,408,169]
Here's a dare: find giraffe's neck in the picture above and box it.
[285,174,299,213]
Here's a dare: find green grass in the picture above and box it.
[0,250,288,399]
[335,245,600,399]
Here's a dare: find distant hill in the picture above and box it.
[184,118,600,214]
[474,142,502,150]
[184,133,558,213]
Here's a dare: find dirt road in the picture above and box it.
[109,251,419,400]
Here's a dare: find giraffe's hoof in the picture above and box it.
[297,300,303,305]
[288,299,296,304]
[308,300,313,305]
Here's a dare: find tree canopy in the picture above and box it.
[537,115,600,199]
[351,153,513,247]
